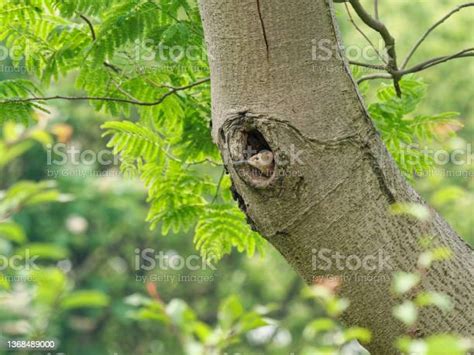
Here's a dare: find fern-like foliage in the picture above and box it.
[101,118,261,261]
[102,121,166,162]
[0,80,44,125]
[194,204,265,262]
[91,1,160,63]
[2,2,463,264]
[49,0,115,17]
[368,77,461,178]
[143,161,211,234]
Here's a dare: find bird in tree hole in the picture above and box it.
[234,150,274,177]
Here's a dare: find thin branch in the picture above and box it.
[79,14,96,40]
[186,158,223,167]
[111,79,141,101]
[348,0,401,96]
[103,62,122,74]
[79,14,122,74]
[374,0,379,20]
[343,2,387,65]
[357,48,474,83]
[401,48,474,75]
[357,73,391,84]
[211,169,226,204]
[402,2,474,69]
[348,60,386,70]
[0,78,210,106]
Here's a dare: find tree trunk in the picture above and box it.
[198,0,474,352]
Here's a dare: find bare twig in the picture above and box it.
[335,0,474,88]
[357,48,474,83]
[348,0,401,96]
[211,168,226,204]
[79,14,121,73]
[357,73,391,84]
[103,62,122,74]
[79,14,96,40]
[111,79,141,101]
[186,158,223,167]
[343,2,387,65]
[402,2,474,69]
[0,78,210,106]
[348,60,386,70]
[401,48,474,74]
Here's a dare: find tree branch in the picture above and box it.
[79,14,121,74]
[402,2,474,69]
[343,2,387,65]
[374,0,379,20]
[211,168,226,204]
[79,14,96,40]
[357,73,391,84]
[0,78,210,106]
[357,48,474,83]
[348,0,401,95]
[401,48,474,75]
[348,60,385,70]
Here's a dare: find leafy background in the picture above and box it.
[0,0,472,354]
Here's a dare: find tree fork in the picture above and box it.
[198,0,474,352]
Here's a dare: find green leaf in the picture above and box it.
[417,247,453,269]
[392,272,420,295]
[193,321,213,342]
[0,221,27,244]
[166,299,197,330]
[393,301,417,326]
[303,318,336,338]
[431,186,465,207]
[424,334,471,355]
[415,292,452,312]
[396,335,471,355]
[16,243,68,261]
[194,204,266,262]
[343,327,372,344]
[237,311,268,333]
[61,290,110,310]
[0,275,10,290]
[218,295,244,329]
[390,202,431,221]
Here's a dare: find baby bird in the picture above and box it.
[247,150,274,177]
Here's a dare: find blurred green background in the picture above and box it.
[0,1,472,354]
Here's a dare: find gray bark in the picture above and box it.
[198,0,474,353]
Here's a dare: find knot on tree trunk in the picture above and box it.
[219,111,303,190]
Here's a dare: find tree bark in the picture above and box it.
[198,0,474,353]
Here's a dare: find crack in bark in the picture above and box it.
[230,182,258,231]
[256,0,269,59]
[363,143,396,204]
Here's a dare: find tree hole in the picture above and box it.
[240,129,275,181]
[244,130,271,159]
